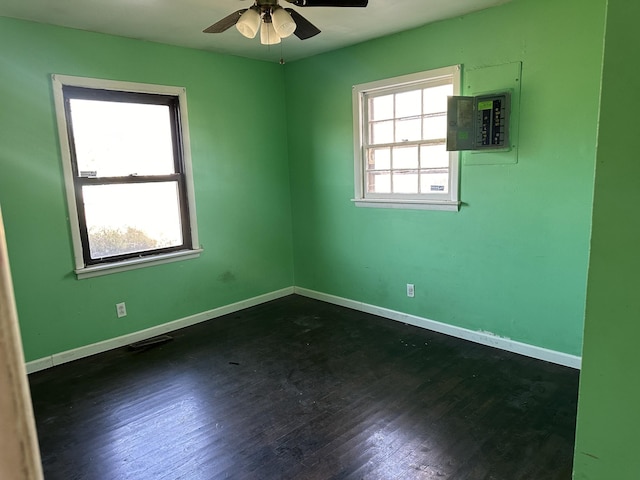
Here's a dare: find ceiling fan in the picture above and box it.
[203,0,369,45]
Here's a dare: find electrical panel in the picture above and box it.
[446,92,511,152]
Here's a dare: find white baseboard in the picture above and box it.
[26,287,294,374]
[26,285,582,374]
[23,356,53,373]
[294,287,582,370]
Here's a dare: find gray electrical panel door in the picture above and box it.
[446,92,511,152]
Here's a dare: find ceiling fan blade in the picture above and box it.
[203,9,247,33]
[286,0,368,7]
[285,9,321,40]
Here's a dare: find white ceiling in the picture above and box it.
[0,0,512,63]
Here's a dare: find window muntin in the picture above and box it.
[353,66,460,210]
[52,75,200,278]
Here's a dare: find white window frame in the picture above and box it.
[352,65,461,211]
[52,74,202,279]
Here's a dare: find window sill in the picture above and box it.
[75,248,203,279]
[352,199,460,211]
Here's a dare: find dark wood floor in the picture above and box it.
[29,295,579,480]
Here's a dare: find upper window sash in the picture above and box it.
[63,86,184,179]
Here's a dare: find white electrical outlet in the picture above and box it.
[116,302,127,318]
[407,284,415,298]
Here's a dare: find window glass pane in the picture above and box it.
[369,94,394,121]
[367,171,391,193]
[370,120,394,145]
[420,144,449,168]
[420,172,449,194]
[395,90,421,118]
[367,148,391,170]
[423,84,453,114]
[422,114,447,140]
[69,99,175,177]
[393,171,419,194]
[393,146,419,169]
[83,182,183,259]
[395,118,421,142]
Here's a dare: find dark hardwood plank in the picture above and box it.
[29,295,579,479]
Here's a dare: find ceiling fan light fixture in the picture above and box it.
[272,7,296,38]
[236,8,261,39]
[260,16,281,45]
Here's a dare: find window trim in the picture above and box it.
[352,65,461,211]
[52,74,201,279]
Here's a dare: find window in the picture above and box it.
[352,65,461,211]
[52,75,201,279]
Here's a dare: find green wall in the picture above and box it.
[0,17,294,361]
[0,0,610,367]
[285,0,606,356]
[573,0,640,477]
